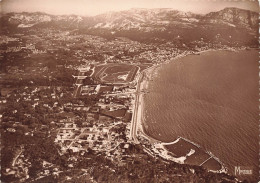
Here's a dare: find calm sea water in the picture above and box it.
[143,50,258,180]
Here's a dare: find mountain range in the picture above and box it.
[0,7,258,45]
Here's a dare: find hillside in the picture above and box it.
[0,7,258,45]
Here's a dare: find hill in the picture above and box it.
[0,7,258,45]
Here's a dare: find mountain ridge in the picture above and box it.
[1,7,258,28]
[0,7,258,46]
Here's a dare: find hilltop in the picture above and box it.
[0,7,258,45]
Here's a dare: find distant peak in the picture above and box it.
[221,7,257,13]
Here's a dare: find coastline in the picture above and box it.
[135,48,225,137]
[137,65,161,143]
[130,63,161,143]
[133,48,231,174]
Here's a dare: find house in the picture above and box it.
[7,128,16,133]
[95,84,101,93]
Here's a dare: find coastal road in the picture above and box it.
[129,72,144,143]
[130,64,159,143]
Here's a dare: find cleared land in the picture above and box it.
[93,64,138,84]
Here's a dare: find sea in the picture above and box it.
[143,50,258,181]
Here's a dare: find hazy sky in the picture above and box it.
[1,0,259,16]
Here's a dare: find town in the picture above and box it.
[0,12,255,182]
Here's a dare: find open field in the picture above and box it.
[93,64,139,84]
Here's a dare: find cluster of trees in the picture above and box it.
[25,137,67,177]
[1,130,69,182]
[2,68,75,88]
[64,143,238,183]
[82,77,95,85]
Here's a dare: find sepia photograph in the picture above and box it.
[0,0,259,182]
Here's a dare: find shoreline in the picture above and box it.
[133,48,231,174]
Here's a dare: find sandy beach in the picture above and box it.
[130,64,161,143]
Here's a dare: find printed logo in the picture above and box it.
[234,166,253,176]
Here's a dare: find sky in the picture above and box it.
[0,0,259,16]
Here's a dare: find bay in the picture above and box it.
[143,50,258,180]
